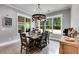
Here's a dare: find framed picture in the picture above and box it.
[2,17,12,27]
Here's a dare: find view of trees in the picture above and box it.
[18,16,24,32]
[26,18,31,32]
[40,16,61,34]
[53,17,61,30]
[18,16,31,32]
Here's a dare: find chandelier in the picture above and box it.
[32,4,46,21]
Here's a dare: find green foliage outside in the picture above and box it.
[18,22,24,30]
[53,17,61,30]
[18,16,31,32]
[40,17,61,33]
[25,22,30,31]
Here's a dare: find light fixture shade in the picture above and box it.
[32,4,46,21]
[32,14,46,21]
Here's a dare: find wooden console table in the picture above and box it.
[59,36,79,54]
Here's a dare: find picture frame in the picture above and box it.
[2,17,12,27]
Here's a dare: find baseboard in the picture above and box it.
[0,39,20,47]
[50,39,60,42]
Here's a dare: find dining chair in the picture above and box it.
[37,32,47,49]
[20,33,30,54]
[47,32,50,44]
[45,31,50,44]
[34,36,42,48]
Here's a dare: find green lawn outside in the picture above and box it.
[40,29,61,34]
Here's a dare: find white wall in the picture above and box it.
[71,4,79,31]
[0,5,17,43]
[0,5,30,44]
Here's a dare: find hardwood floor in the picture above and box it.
[0,42,20,54]
[0,40,59,54]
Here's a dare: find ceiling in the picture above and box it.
[7,4,72,16]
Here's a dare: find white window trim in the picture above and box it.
[17,13,30,18]
[52,14,63,35]
[40,14,63,35]
[17,13,31,34]
[46,17,53,31]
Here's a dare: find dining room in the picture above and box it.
[0,4,66,54]
[1,4,79,54]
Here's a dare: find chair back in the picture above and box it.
[45,31,50,44]
[45,31,49,39]
[41,32,46,40]
[20,33,27,45]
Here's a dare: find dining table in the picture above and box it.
[22,32,42,39]
[21,32,42,47]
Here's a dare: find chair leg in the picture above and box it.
[21,45,22,54]
[26,49,30,54]
[26,49,27,54]
[48,40,49,44]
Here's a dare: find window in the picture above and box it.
[18,16,25,32]
[40,21,45,32]
[53,17,61,34]
[18,16,31,32]
[26,18,31,32]
[45,18,53,32]
[40,14,62,34]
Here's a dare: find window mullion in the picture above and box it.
[52,17,53,34]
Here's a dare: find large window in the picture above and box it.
[40,14,62,34]
[26,18,31,32]
[53,17,61,34]
[18,16,25,32]
[40,21,45,32]
[45,18,53,32]
[18,16,31,32]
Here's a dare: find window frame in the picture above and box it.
[17,13,31,33]
[40,14,63,35]
[52,14,63,35]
